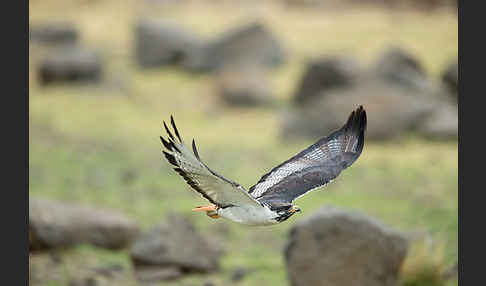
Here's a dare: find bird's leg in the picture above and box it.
[206,210,220,219]
[192,204,217,212]
[192,204,220,219]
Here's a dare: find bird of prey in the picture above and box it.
[160,105,366,226]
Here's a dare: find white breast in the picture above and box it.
[218,204,278,226]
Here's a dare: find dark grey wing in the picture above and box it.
[161,116,262,209]
[249,105,366,208]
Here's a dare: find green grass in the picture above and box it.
[30,1,457,285]
[29,116,458,286]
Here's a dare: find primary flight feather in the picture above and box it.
[161,105,367,225]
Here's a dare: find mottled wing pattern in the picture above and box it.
[161,117,262,209]
[248,106,367,208]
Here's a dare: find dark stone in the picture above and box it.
[120,169,137,185]
[372,46,431,92]
[134,266,183,282]
[191,22,285,72]
[30,251,139,286]
[38,47,103,85]
[30,22,78,45]
[91,264,125,278]
[134,19,204,68]
[417,100,458,139]
[230,267,250,282]
[49,251,62,264]
[282,81,438,141]
[130,214,222,282]
[215,65,274,107]
[69,277,97,286]
[285,206,408,286]
[29,197,140,251]
[441,60,458,96]
[293,56,360,105]
[442,262,458,280]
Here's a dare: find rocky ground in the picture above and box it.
[29,1,457,285]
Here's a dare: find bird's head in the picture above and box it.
[275,205,301,222]
[290,205,302,214]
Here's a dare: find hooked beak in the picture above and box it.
[291,206,302,213]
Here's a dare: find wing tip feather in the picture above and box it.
[170,115,183,143]
[192,139,201,160]
[163,121,176,142]
[163,151,178,166]
[344,105,367,134]
[160,136,172,150]
[161,118,182,153]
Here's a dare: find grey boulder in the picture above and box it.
[38,47,103,85]
[215,64,274,107]
[282,82,438,141]
[135,19,204,68]
[293,56,360,105]
[30,22,78,45]
[29,197,140,251]
[285,205,408,286]
[130,214,222,282]
[190,22,286,72]
[441,60,458,97]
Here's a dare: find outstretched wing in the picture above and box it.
[161,116,262,209]
[249,105,367,208]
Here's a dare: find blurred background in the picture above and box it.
[29,0,458,285]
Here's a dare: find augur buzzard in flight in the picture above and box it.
[161,106,367,226]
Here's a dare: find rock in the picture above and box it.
[285,205,408,286]
[134,266,183,282]
[49,252,62,264]
[30,22,78,45]
[230,267,251,283]
[294,56,360,105]
[215,65,274,107]
[282,82,438,141]
[292,48,447,106]
[69,277,98,286]
[91,264,124,279]
[120,169,137,185]
[130,214,222,282]
[38,47,103,85]
[29,198,140,251]
[135,19,204,68]
[372,46,433,92]
[194,22,285,72]
[442,262,458,280]
[30,251,138,286]
[441,60,458,96]
[417,101,458,139]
